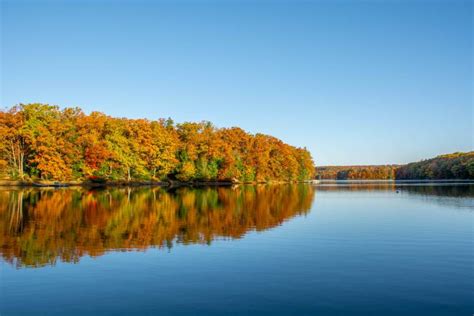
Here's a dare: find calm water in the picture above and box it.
[1,184,473,315]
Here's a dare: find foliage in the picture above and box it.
[316,152,474,180]
[316,165,398,180]
[395,152,474,180]
[0,104,315,182]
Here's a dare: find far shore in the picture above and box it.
[316,179,474,183]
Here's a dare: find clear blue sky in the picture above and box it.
[1,0,472,165]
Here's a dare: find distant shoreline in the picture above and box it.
[315,152,473,181]
[316,179,474,183]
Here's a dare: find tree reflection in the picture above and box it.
[0,185,315,268]
[315,183,474,197]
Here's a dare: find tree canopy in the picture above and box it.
[316,152,474,180]
[0,104,315,182]
[316,165,398,180]
[395,152,474,180]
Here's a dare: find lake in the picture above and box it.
[1,183,473,315]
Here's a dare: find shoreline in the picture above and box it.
[1,179,472,188]
[0,179,310,188]
[316,179,474,183]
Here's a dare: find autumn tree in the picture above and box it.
[0,103,316,182]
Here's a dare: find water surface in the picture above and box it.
[1,184,472,315]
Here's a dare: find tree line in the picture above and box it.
[0,104,315,182]
[395,152,474,180]
[316,152,474,180]
[316,165,398,180]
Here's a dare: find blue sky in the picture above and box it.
[1,0,472,165]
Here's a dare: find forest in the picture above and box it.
[316,165,398,180]
[395,152,474,180]
[316,152,474,180]
[0,104,315,183]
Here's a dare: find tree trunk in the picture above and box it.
[10,142,18,178]
[19,151,24,179]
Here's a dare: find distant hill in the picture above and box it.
[316,152,474,180]
[396,152,474,180]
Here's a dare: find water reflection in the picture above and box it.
[315,182,474,197]
[315,183,474,209]
[399,183,474,198]
[2,184,472,268]
[0,185,315,268]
